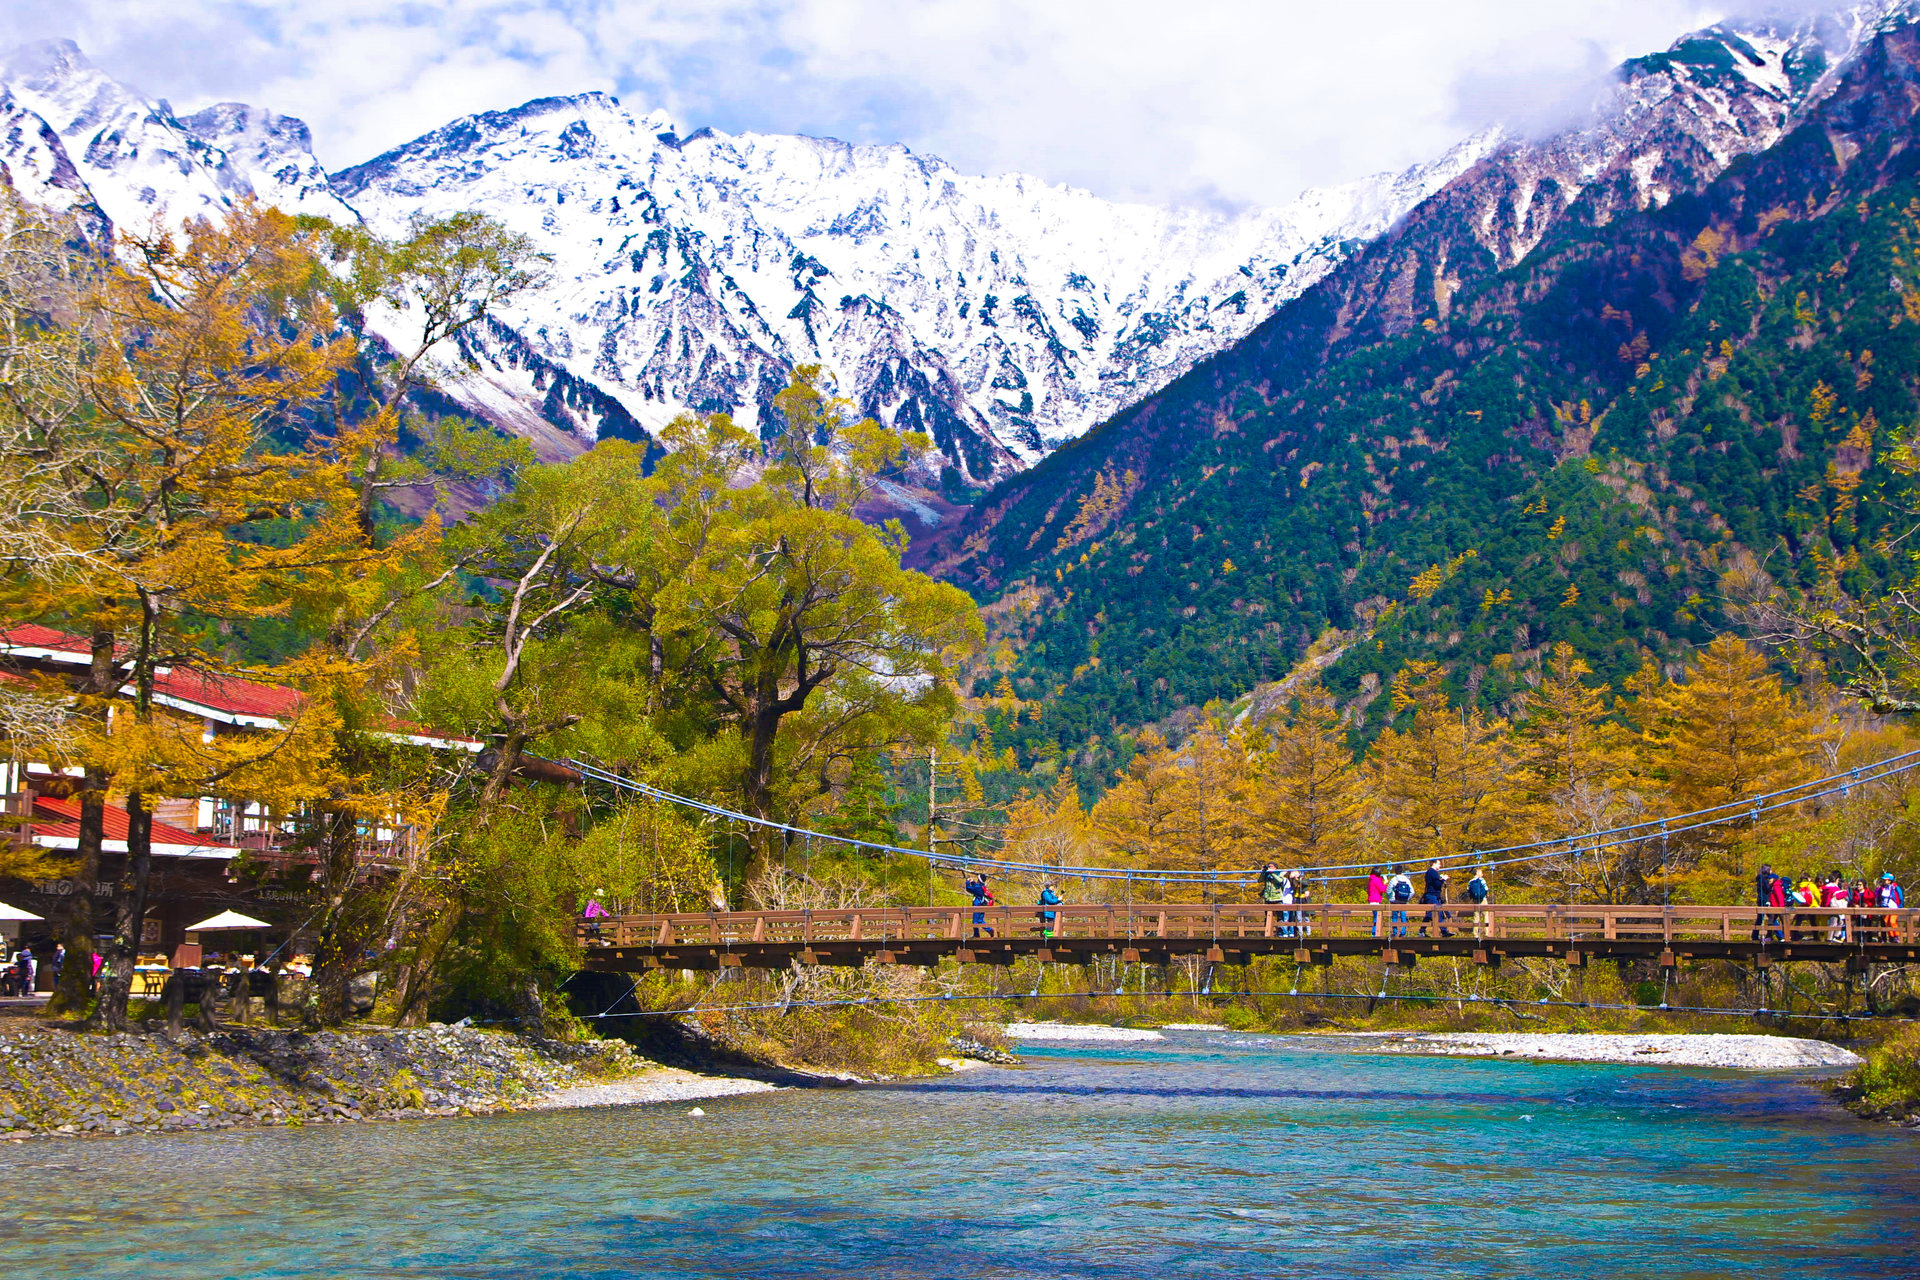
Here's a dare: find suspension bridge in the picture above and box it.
[562,753,1920,979]
[577,902,1920,973]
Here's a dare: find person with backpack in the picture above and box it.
[1878,873,1906,942]
[1293,873,1314,939]
[963,870,995,939]
[1465,867,1492,938]
[1037,881,1061,939]
[1387,866,1414,938]
[1752,864,1778,942]
[1791,872,1819,942]
[1825,878,1850,942]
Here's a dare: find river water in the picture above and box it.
[0,1030,1913,1279]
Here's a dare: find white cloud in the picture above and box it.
[0,0,1769,207]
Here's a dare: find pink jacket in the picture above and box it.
[1366,874,1386,905]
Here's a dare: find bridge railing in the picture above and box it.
[576,903,1920,950]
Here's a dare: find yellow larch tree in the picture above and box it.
[1365,663,1522,869]
[1632,635,1827,883]
[1091,729,1189,894]
[1243,682,1361,870]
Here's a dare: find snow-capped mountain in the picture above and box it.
[331,99,1493,479]
[0,6,1914,487]
[0,40,354,231]
[0,38,1489,481]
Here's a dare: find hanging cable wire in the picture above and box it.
[559,745,1920,886]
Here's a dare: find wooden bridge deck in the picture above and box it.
[578,903,1920,971]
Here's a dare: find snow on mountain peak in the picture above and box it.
[0,9,1910,484]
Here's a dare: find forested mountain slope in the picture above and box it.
[940,21,1920,775]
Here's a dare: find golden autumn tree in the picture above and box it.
[1632,635,1826,882]
[1001,769,1100,876]
[5,202,429,1025]
[1243,683,1361,869]
[1091,726,1247,897]
[1365,663,1522,869]
[1092,729,1189,888]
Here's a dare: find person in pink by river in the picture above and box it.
[1367,867,1387,934]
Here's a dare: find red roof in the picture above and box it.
[1,623,476,747]
[151,667,304,720]
[1,625,300,721]
[30,795,239,854]
[0,623,91,654]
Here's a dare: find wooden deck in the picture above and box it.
[577,902,1920,971]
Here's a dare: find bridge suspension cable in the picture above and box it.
[561,746,1920,885]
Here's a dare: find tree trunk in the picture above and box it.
[477,730,528,819]
[46,770,106,1017]
[49,629,119,1018]
[92,792,153,1031]
[741,704,786,877]
[310,803,361,1027]
[389,903,463,1026]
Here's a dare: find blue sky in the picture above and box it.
[0,1,1787,208]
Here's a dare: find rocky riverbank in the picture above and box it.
[0,1024,676,1140]
[1333,1030,1864,1071]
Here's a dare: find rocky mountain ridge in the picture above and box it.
[0,39,1483,483]
[930,4,1915,579]
[0,8,1912,501]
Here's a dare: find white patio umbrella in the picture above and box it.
[185,910,271,931]
[0,902,42,923]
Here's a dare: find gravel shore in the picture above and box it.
[529,1067,779,1111]
[1337,1031,1863,1071]
[1004,1022,1165,1042]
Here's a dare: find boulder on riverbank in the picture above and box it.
[0,1023,649,1140]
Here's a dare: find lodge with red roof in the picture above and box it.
[0,625,484,966]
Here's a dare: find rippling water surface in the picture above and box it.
[0,1031,1913,1279]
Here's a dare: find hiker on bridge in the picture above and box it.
[1466,867,1492,936]
[1754,864,1785,942]
[1367,868,1387,934]
[1387,866,1414,937]
[1038,881,1061,939]
[1419,861,1453,938]
[1258,863,1287,908]
[963,870,995,938]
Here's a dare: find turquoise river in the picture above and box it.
[0,1030,1914,1278]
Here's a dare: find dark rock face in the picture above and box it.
[0,1025,640,1142]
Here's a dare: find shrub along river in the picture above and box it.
[0,1029,1913,1278]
